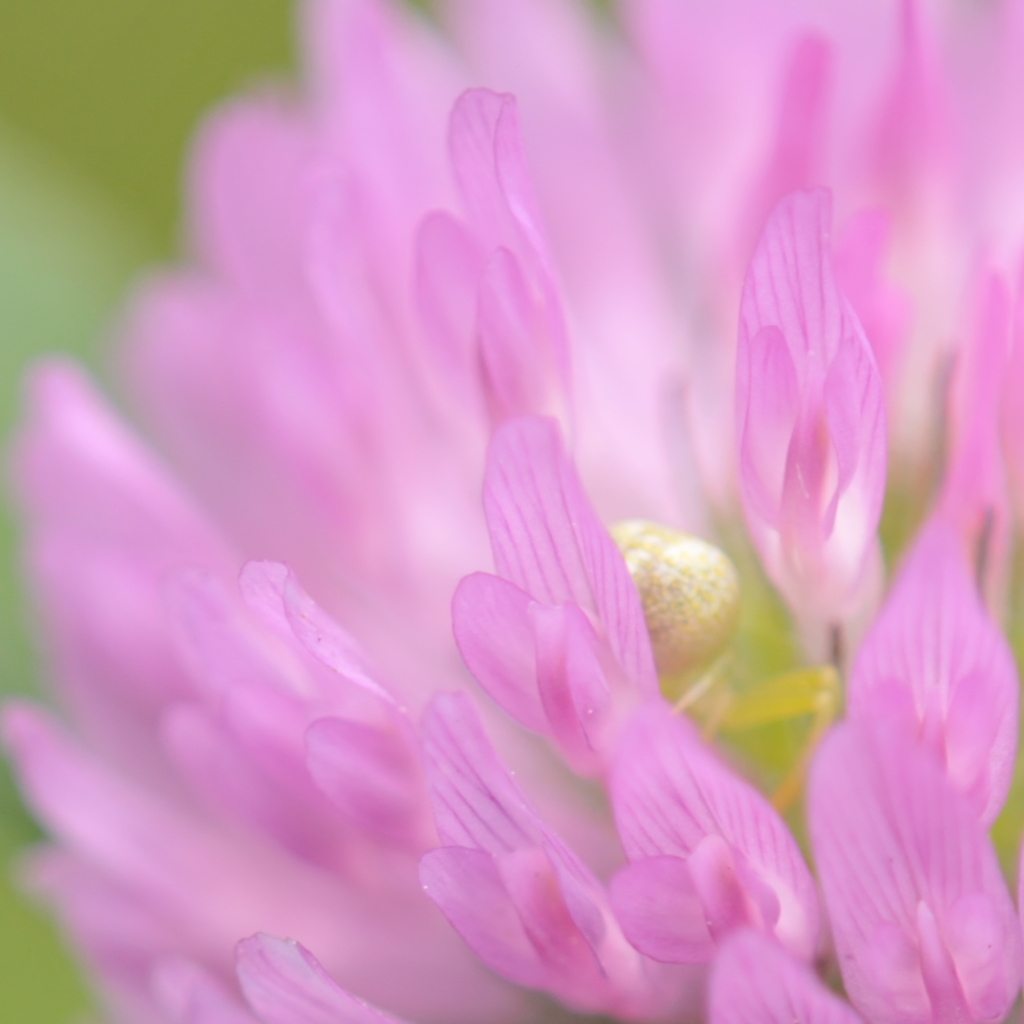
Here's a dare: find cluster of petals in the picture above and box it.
[8,2,1024,1024]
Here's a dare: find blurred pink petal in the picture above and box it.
[809,723,1021,1024]
[237,934,407,1024]
[849,517,1018,825]
[709,930,865,1024]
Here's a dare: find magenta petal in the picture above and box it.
[305,716,427,847]
[809,723,1021,1024]
[418,692,678,1017]
[420,846,546,991]
[609,856,714,963]
[449,89,548,265]
[849,518,1018,824]
[155,958,259,1024]
[483,415,657,693]
[531,601,610,772]
[737,189,886,628]
[452,572,546,733]
[821,323,886,535]
[739,326,800,526]
[477,246,559,421]
[420,691,537,854]
[236,934,407,1024]
[834,209,910,392]
[611,703,820,961]
[414,210,486,406]
[709,930,865,1024]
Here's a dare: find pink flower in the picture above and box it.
[7,2,1024,1024]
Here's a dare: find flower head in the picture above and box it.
[7,2,1024,1024]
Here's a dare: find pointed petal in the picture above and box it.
[237,934,407,1024]
[609,856,714,963]
[155,959,259,1024]
[477,246,561,421]
[305,716,427,847]
[452,572,546,732]
[611,703,820,961]
[710,930,865,1024]
[449,89,549,267]
[483,416,657,693]
[420,691,539,854]
[939,272,1012,609]
[739,190,843,378]
[414,209,486,407]
[531,601,611,773]
[419,846,547,990]
[849,518,1018,824]
[738,326,800,526]
[809,723,1021,1024]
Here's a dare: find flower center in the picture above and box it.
[611,520,740,686]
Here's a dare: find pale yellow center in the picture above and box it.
[611,519,740,683]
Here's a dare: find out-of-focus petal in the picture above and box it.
[809,722,1021,1024]
[709,930,865,1024]
[237,934,407,1024]
[155,959,260,1024]
[849,517,1018,825]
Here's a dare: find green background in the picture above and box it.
[0,3,294,1019]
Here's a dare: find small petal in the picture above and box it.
[737,189,886,632]
[419,691,678,1018]
[483,415,657,693]
[610,703,819,962]
[155,959,260,1024]
[709,930,865,1024]
[849,517,1018,824]
[452,572,547,733]
[809,722,1021,1024]
[608,856,714,963]
[237,934,407,1024]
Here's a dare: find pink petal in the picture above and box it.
[155,959,260,1024]
[848,517,1018,825]
[611,702,820,962]
[419,845,549,991]
[419,692,680,1017]
[531,601,611,774]
[187,97,313,295]
[809,722,1021,1024]
[477,246,562,422]
[739,190,844,379]
[414,209,486,408]
[609,856,714,963]
[236,934,407,1024]
[483,415,657,694]
[743,33,833,252]
[452,572,547,733]
[737,189,886,627]
[939,272,1012,610]
[834,209,911,393]
[739,326,800,527]
[305,716,429,848]
[709,930,865,1024]
[449,89,549,268]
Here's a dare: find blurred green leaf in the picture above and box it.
[0,0,294,252]
[0,121,150,1022]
